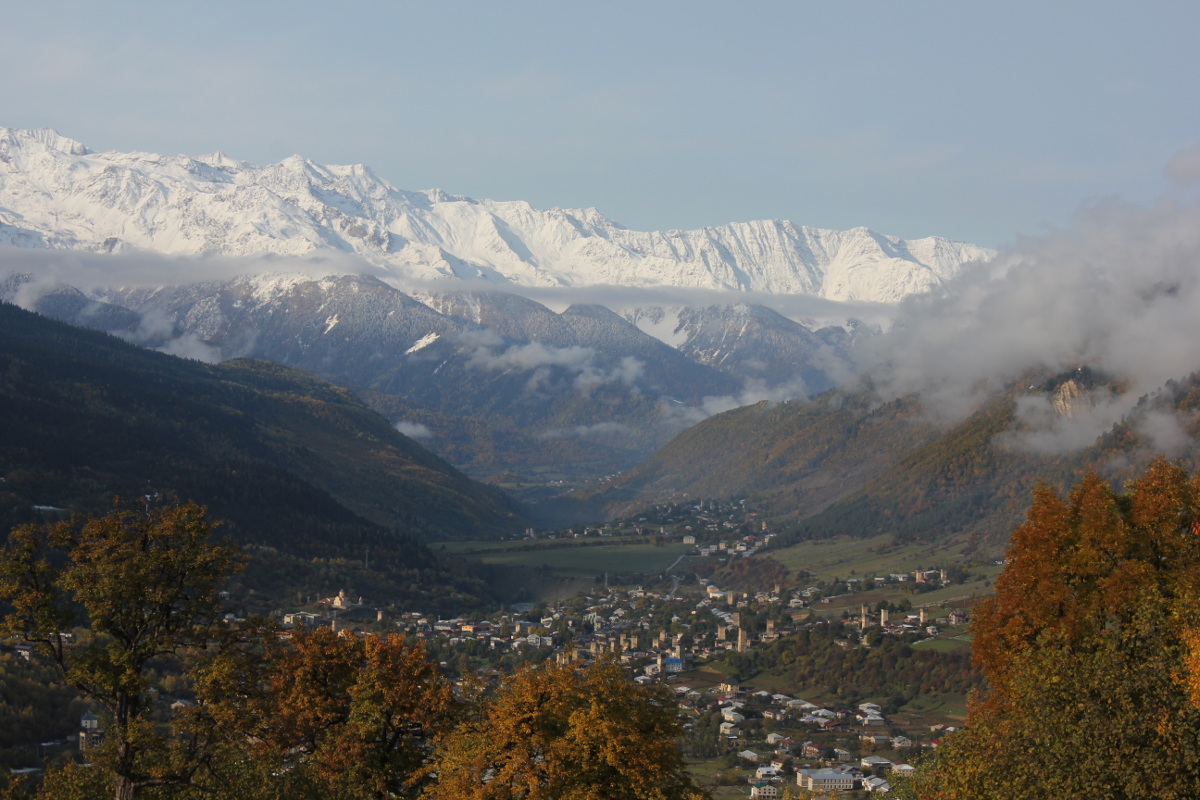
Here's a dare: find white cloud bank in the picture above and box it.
[859,173,1200,453]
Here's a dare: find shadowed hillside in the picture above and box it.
[0,301,530,609]
[578,370,1200,551]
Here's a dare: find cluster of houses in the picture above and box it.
[853,605,969,638]
[260,546,975,799]
[691,683,931,796]
[693,531,774,560]
[748,754,917,796]
[276,576,801,676]
[520,498,771,543]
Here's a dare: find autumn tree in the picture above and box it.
[901,459,1200,799]
[189,626,455,800]
[422,655,707,800]
[0,500,241,800]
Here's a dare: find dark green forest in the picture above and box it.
[0,302,530,612]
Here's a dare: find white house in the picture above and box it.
[797,768,856,792]
[863,776,892,793]
[750,783,779,799]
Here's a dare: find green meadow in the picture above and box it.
[448,539,695,579]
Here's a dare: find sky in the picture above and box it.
[2,2,1197,249]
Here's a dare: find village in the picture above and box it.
[267,527,977,797]
[7,498,982,795]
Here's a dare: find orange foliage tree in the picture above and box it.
[188,626,454,800]
[901,459,1200,799]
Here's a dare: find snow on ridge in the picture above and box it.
[0,126,995,304]
[624,306,688,348]
[405,332,440,354]
[6,126,90,155]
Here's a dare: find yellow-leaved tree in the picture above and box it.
[0,501,241,800]
[422,655,708,800]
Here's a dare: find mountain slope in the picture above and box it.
[56,274,743,485]
[580,369,1200,549]
[3,271,865,494]
[626,303,862,392]
[0,126,992,302]
[0,300,523,545]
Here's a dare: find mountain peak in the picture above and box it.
[0,127,995,303]
[3,126,90,156]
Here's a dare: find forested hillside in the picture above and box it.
[584,368,1200,550]
[0,302,527,609]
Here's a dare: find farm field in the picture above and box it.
[686,758,753,800]
[893,691,971,725]
[808,568,1000,621]
[768,534,1002,620]
[912,636,971,653]
[449,539,694,579]
[768,533,986,583]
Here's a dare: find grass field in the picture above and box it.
[905,568,1001,606]
[911,635,971,653]
[439,540,524,554]
[450,540,695,578]
[769,534,987,583]
[767,534,1002,622]
[892,691,971,726]
[686,759,751,800]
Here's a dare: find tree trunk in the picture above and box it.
[114,774,136,800]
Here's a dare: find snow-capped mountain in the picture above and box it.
[625,303,864,389]
[0,127,992,302]
[2,267,864,498]
[0,126,996,509]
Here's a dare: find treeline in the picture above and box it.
[693,556,790,593]
[226,545,497,618]
[723,623,981,708]
[0,653,86,770]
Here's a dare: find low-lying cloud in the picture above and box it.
[538,421,636,441]
[460,329,646,393]
[394,420,434,439]
[698,377,812,418]
[0,245,365,289]
[860,179,1200,454]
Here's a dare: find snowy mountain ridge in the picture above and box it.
[0,127,993,303]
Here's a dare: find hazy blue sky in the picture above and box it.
[3,1,1197,248]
